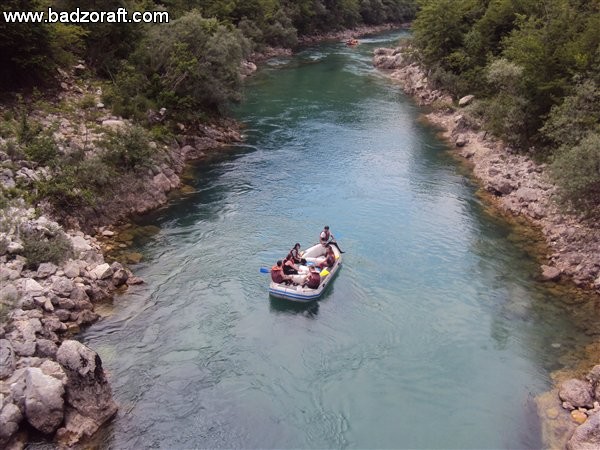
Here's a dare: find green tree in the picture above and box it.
[107,11,248,120]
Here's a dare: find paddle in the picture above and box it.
[259,267,270,274]
[320,269,330,277]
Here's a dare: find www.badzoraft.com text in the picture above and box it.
[2,8,169,24]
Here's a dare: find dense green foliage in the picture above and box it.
[412,0,600,210]
[105,12,248,121]
[1,0,416,92]
[21,227,74,269]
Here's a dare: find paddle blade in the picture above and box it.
[320,269,330,277]
[259,267,270,274]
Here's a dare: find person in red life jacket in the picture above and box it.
[320,225,334,246]
[283,253,299,275]
[271,260,289,284]
[318,245,336,269]
[303,266,321,289]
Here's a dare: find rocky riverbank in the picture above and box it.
[373,46,600,293]
[0,206,138,448]
[0,58,243,446]
[373,45,600,449]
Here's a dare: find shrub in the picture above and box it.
[101,125,153,172]
[24,135,58,165]
[551,132,600,211]
[35,168,95,210]
[107,11,248,121]
[541,79,600,149]
[21,228,74,269]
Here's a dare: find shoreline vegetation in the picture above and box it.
[373,42,600,449]
[1,3,418,448]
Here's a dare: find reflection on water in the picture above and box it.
[81,30,600,449]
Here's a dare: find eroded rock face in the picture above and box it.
[567,411,600,450]
[560,379,594,409]
[56,340,118,442]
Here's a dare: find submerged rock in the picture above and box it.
[567,411,600,450]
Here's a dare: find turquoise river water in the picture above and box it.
[82,31,596,449]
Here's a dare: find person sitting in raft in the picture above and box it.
[283,253,299,275]
[318,245,336,269]
[289,243,306,265]
[320,225,334,246]
[303,266,321,289]
[271,260,291,284]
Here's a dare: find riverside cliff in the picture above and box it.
[373,44,600,449]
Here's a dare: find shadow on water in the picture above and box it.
[269,297,320,317]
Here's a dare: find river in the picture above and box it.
[82,30,594,449]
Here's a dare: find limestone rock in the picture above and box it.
[74,309,99,326]
[0,282,18,304]
[112,268,128,287]
[514,187,539,203]
[567,411,600,450]
[63,261,81,278]
[101,119,126,130]
[23,279,44,297]
[70,236,92,256]
[541,265,561,281]
[7,241,24,254]
[153,172,172,193]
[0,266,21,281]
[36,262,57,279]
[487,176,517,196]
[52,277,74,297]
[0,402,23,446]
[22,367,66,434]
[0,339,16,379]
[36,339,58,359]
[586,365,600,386]
[560,379,594,408]
[7,318,42,356]
[458,95,475,107]
[90,263,113,280]
[56,340,118,427]
[69,285,90,304]
[455,135,468,147]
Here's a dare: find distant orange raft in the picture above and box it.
[346,38,359,47]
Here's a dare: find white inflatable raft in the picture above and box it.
[269,242,343,302]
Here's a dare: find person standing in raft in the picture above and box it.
[320,226,334,246]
